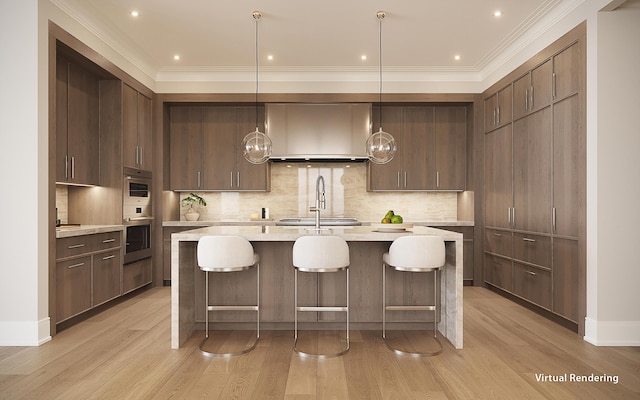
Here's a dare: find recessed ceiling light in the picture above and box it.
[130,10,139,17]
[454,55,461,61]
[267,55,273,61]
[493,10,502,17]
[173,55,180,61]
[361,55,367,61]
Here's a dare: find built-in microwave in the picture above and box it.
[123,167,151,220]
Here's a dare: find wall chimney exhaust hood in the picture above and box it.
[266,103,371,161]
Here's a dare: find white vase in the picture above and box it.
[185,208,200,221]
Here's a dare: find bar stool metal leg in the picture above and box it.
[199,263,260,357]
[293,268,349,358]
[382,264,443,357]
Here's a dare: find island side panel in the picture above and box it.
[171,238,196,349]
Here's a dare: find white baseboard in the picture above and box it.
[0,317,51,346]
[584,317,640,346]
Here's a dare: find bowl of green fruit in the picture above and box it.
[371,210,413,232]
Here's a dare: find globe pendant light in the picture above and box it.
[366,11,397,164]
[242,11,272,164]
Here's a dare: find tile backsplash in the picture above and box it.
[179,163,460,222]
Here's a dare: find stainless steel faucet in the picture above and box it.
[309,175,326,230]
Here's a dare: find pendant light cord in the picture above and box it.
[254,12,261,130]
[378,12,384,132]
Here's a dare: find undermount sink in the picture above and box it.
[276,218,361,226]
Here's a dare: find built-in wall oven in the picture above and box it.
[123,167,152,264]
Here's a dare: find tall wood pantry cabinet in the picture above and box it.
[368,105,467,191]
[55,55,100,186]
[122,84,153,171]
[483,28,585,331]
[169,105,269,191]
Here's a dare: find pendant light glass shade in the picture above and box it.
[243,11,272,164]
[242,126,272,164]
[367,11,396,165]
[366,127,397,164]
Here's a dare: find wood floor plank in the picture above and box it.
[1,287,638,400]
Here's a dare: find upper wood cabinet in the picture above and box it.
[122,84,152,171]
[484,84,512,132]
[368,105,467,191]
[513,59,552,120]
[169,105,269,191]
[553,42,581,101]
[56,56,100,185]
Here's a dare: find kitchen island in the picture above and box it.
[171,225,463,349]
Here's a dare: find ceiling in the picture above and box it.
[53,0,570,86]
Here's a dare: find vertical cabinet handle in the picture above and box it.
[230,171,234,188]
[497,106,501,124]
[552,72,557,99]
[436,171,440,188]
[525,89,528,111]
[530,86,534,109]
[197,171,201,188]
[404,171,407,188]
[237,171,240,188]
[397,172,400,188]
[552,207,557,233]
[512,207,516,227]
[71,156,75,180]
[493,109,496,126]
[135,145,139,166]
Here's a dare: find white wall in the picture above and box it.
[584,0,640,345]
[0,0,51,345]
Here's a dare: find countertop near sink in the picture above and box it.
[55,224,124,238]
[162,220,474,228]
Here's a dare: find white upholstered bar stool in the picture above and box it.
[197,235,260,356]
[382,235,445,357]
[293,235,350,358]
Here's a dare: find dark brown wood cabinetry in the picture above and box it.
[169,105,269,191]
[482,26,585,332]
[55,231,122,323]
[368,105,467,191]
[484,84,512,132]
[123,84,152,171]
[56,56,100,185]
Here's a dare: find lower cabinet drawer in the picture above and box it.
[484,253,512,292]
[485,229,512,258]
[123,258,152,294]
[513,232,551,268]
[512,262,551,309]
[56,256,92,322]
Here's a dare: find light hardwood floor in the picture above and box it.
[1,287,638,399]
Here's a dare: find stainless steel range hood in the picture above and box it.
[266,103,371,161]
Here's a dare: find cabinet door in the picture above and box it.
[122,84,139,169]
[138,93,152,170]
[56,256,92,322]
[368,106,404,190]
[553,95,582,237]
[66,62,100,185]
[513,73,530,120]
[403,106,434,190]
[235,106,269,190]
[56,58,69,182]
[484,125,512,229]
[553,42,581,100]
[484,93,498,132]
[512,262,551,309]
[93,249,121,306]
[513,108,552,233]
[170,106,203,190]
[552,238,579,322]
[529,59,552,114]
[434,106,466,190]
[496,84,512,126]
[202,106,236,189]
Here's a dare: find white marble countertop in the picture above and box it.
[171,225,463,242]
[55,224,124,238]
[163,220,474,228]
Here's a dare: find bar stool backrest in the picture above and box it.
[293,235,350,271]
[387,235,445,269]
[197,235,256,271]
